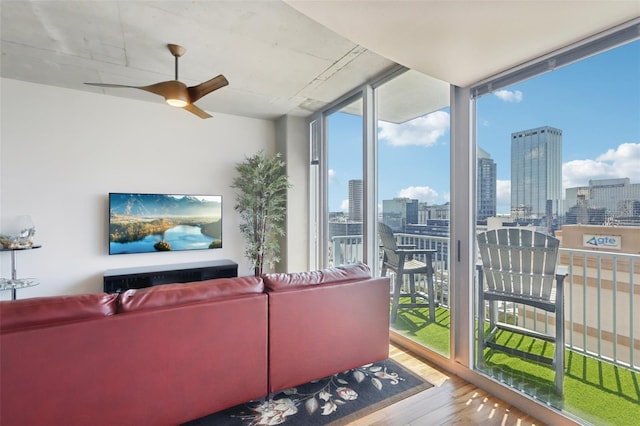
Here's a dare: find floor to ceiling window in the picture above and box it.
[473,35,640,425]
[309,19,638,426]
[375,70,451,356]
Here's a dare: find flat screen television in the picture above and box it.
[108,192,222,255]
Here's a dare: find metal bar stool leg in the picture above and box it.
[426,253,436,323]
[391,273,402,322]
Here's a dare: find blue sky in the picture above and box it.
[328,39,639,214]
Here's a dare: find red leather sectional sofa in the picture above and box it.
[0,263,390,426]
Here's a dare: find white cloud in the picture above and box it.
[378,111,449,147]
[328,168,336,183]
[563,159,612,188]
[563,142,640,188]
[340,199,349,212]
[397,186,439,204]
[494,89,523,103]
[597,142,640,175]
[496,180,511,214]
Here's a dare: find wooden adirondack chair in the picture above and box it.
[476,228,566,396]
[378,222,438,323]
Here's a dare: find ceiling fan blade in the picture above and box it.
[85,81,188,99]
[136,81,188,98]
[184,103,212,119]
[188,74,229,103]
[85,82,139,89]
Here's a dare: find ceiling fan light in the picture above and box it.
[162,80,189,107]
[166,98,188,107]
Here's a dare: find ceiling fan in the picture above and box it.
[85,44,228,119]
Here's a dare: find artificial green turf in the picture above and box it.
[390,305,640,426]
[391,305,451,356]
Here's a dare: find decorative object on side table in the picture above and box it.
[231,150,291,276]
[0,214,36,249]
[0,215,40,299]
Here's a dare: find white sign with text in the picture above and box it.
[583,234,622,250]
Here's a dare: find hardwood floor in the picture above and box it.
[348,344,544,426]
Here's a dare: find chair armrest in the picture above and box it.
[555,266,568,295]
[396,248,437,264]
[556,265,568,277]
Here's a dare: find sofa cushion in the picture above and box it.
[0,292,118,333]
[118,276,264,313]
[262,262,371,291]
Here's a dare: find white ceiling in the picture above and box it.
[1,1,396,120]
[287,0,640,87]
[2,1,638,121]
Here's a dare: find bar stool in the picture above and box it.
[378,223,438,323]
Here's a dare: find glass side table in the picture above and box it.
[0,245,41,300]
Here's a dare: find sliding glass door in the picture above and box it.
[473,36,639,422]
[375,70,452,356]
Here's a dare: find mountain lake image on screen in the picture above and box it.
[108,193,222,255]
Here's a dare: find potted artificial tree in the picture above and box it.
[231,150,291,276]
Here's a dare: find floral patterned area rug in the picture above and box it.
[183,359,433,426]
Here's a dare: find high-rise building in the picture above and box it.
[511,126,563,219]
[477,147,497,220]
[418,201,450,222]
[382,198,418,232]
[565,178,640,225]
[348,179,363,222]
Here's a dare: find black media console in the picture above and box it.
[103,259,238,293]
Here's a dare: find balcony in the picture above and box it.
[331,233,640,425]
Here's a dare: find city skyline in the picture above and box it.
[328,39,639,215]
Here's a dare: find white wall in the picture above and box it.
[275,115,309,273]
[0,78,276,299]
